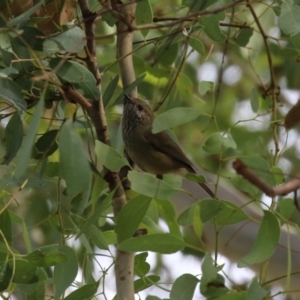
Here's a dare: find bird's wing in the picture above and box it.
[143,129,196,173]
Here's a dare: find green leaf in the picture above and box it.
[182,0,219,11]
[178,200,223,226]
[76,191,113,239]
[103,74,119,107]
[136,0,153,37]
[0,49,16,68]
[44,161,60,177]
[170,274,199,300]
[246,277,269,300]
[278,198,295,225]
[0,174,12,190]
[49,58,100,100]
[0,66,19,77]
[94,140,128,171]
[214,200,249,225]
[128,171,181,200]
[134,275,160,293]
[146,296,161,300]
[154,42,178,66]
[234,28,254,47]
[9,259,38,284]
[0,207,11,244]
[250,88,260,113]
[8,0,45,27]
[155,199,181,237]
[177,73,193,98]
[84,225,109,250]
[2,113,23,165]
[152,107,200,133]
[278,0,300,35]
[217,292,247,300]
[0,77,26,114]
[118,233,185,253]
[33,129,59,159]
[198,81,214,95]
[54,246,78,300]
[102,230,117,245]
[290,32,300,53]
[199,12,226,43]
[238,211,280,267]
[188,37,205,55]
[182,0,202,11]
[20,26,45,51]
[102,11,119,27]
[64,280,100,300]
[116,195,152,242]
[15,98,44,178]
[271,166,284,185]
[202,132,237,154]
[200,253,217,288]
[22,268,47,299]
[134,252,150,277]
[43,26,86,55]
[0,263,12,292]
[200,254,228,298]
[26,244,68,267]
[59,119,92,201]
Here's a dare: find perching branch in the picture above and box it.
[233,159,300,202]
[109,1,138,299]
[77,2,131,299]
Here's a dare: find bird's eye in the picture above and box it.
[137,105,144,111]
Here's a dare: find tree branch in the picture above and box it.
[233,159,300,199]
[77,1,132,299]
[110,1,137,299]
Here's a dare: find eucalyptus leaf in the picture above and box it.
[118,233,185,253]
[278,0,300,35]
[44,26,86,54]
[8,0,45,27]
[136,0,153,37]
[95,140,128,171]
[9,259,38,284]
[199,12,226,43]
[115,195,152,242]
[202,133,237,154]
[59,119,92,200]
[15,98,44,178]
[188,37,205,55]
[64,280,100,300]
[2,113,23,165]
[26,244,68,267]
[152,107,200,133]
[170,274,199,300]
[0,77,26,114]
[238,211,280,267]
[103,74,119,107]
[134,275,160,292]
[49,58,100,100]
[54,247,78,300]
[128,171,181,200]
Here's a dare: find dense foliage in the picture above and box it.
[1,0,300,299]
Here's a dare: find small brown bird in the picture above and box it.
[122,94,214,198]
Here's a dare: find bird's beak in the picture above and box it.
[124,94,133,105]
